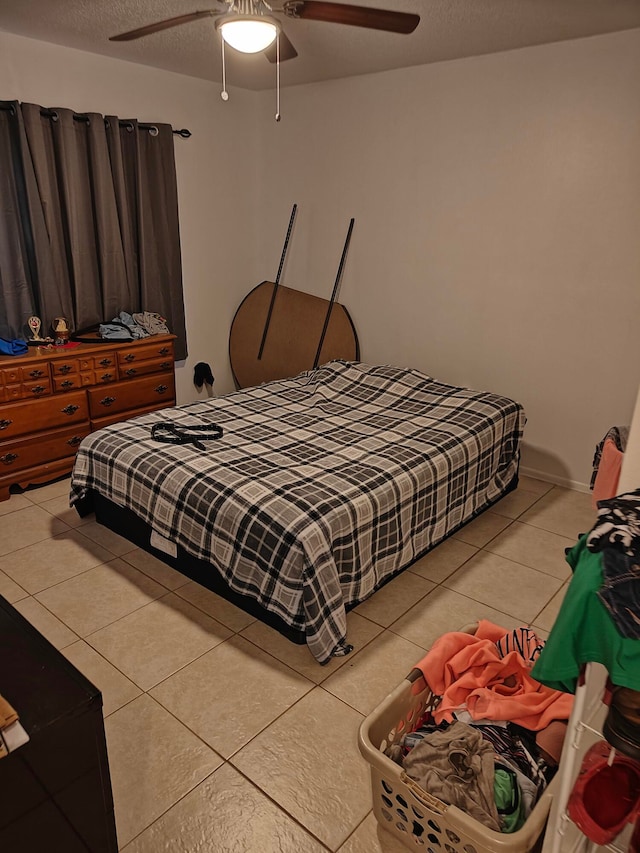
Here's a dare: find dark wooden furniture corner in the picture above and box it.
[0,595,117,851]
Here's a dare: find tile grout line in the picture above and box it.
[121,684,339,849]
[8,553,141,598]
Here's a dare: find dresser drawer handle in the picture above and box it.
[160,361,171,370]
[0,419,12,431]
[29,369,45,378]
[60,379,74,389]
[98,358,112,367]
[31,385,46,394]
[62,404,79,416]
[159,347,170,356]
[154,384,170,395]
[100,396,116,407]
[0,453,18,466]
[67,435,83,447]
[59,364,73,374]
[101,373,114,382]
[125,368,137,377]
[124,354,135,363]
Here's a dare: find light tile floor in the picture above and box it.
[1,474,596,852]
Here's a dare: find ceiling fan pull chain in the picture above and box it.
[220,38,229,102]
[275,32,281,122]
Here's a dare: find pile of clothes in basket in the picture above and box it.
[385,621,573,833]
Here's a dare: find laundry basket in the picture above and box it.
[358,664,557,853]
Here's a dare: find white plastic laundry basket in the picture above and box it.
[358,657,556,852]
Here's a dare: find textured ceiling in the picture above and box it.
[2,0,640,91]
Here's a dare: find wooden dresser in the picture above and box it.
[0,334,176,501]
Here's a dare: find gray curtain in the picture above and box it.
[0,101,187,360]
[109,119,187,357]
[0,104,38,338]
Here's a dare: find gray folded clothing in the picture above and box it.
[403,721,501,832]
[99,322,134,340]
[133,311,170,336]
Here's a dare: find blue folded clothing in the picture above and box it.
[99,312,150,341]
[0,338,28,355]
[98,322,134,341]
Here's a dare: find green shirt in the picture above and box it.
[531,535,640,693]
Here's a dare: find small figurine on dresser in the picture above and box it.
[53,317,70,346]
[25,315,53,347]
[27,315,44,342]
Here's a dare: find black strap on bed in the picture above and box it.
[150,421,223,451]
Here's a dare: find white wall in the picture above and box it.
[254,29,640,489]
[0,30,261,403]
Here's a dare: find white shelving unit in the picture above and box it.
[542,662,635,853]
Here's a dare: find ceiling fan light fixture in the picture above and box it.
[216,15,279,54]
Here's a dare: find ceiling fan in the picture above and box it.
[109,1,420,64]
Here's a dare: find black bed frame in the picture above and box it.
[80,472,518,652]
[82,490,308,644]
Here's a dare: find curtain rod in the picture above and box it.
[0,102,191,138]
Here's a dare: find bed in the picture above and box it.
[70,360,525,664]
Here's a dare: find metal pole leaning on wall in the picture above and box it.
[257,203,298,360]
[313,217,355,370]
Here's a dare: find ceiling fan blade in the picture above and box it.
[264,29,299,63]
[284,1,419,34]
[109,10,221,42]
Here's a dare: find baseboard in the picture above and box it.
[520,465,591,494]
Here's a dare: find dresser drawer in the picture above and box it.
[4,385,21,403]
[4,379,52,402]
[23,378,52,398]
[0,391,89,440]
[88,374,175,419]
[51,359,79,377]
[54,369,116,391]
[116,340,174,366]
[1,363,50,385]
[22,362,49,381]
[118,357,173,381]
[53,375,83,393]
[0,366,21,386]
[51,353,117,375]
[0,425,90,474]
[81,353,117,371]
[94,368,117,384]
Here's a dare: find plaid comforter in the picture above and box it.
[70,361,525,663]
